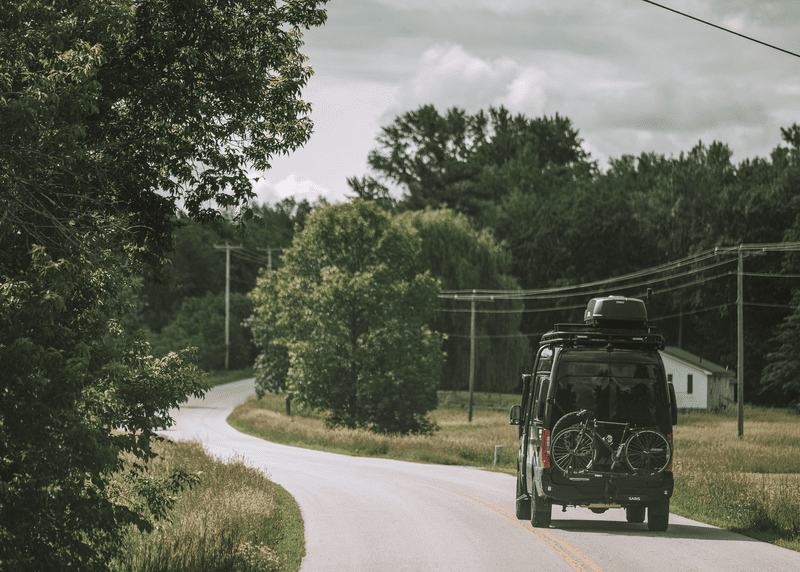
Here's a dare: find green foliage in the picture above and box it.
[761,290,800,404]
[399,209,528,392]
[0,246,206,570]
[363,103,800,405]
[346,175,398,213]
[150,292,256,371]
[2,0,328,267]
[1,0,328,568]
[249,273,292,399]
[141,199,311,334]
[249,201,444,434]
[367,105,592,225]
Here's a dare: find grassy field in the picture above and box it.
[228,390,521,471]
[228,388,800,551]
[110,438,305,572]
[671,407,800,550]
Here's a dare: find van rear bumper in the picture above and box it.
[539,473,674,506]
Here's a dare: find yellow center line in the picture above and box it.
[398,475,605,572]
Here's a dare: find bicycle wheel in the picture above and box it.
[551,427,593,473]
[624,430,671,473]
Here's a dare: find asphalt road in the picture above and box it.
[163,379,800,572]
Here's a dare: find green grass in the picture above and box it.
[671,406,800,551]
[110,438,304,572]
[228,386,800,551]
[228,390,520,472]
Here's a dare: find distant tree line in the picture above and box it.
[137,199,314,371]
[357,105,800,407]
[145,106,800,409]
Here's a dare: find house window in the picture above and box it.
[687,374,693,394]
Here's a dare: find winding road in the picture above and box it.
[163,379,800,571]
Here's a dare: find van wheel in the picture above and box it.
[516,473,531,520]
[531,491,552,528]
[626,506,646,523]
[647,501,669,531]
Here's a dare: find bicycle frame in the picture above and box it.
[554,416,669,477]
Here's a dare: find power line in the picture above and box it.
[441,248,728,299]
[640,0,800,59]
[441,256,737,305]
[438,243,800,339]
[441,243,800,303]
[229,247,283,267]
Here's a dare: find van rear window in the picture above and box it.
[553,350,666,427]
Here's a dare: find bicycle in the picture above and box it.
[549,410,671,475]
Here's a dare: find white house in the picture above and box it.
[659,346,736,411]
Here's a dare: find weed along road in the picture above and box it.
[164,379,800,572]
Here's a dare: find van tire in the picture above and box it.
[647,501,670,531]
[626,505,646,523]
[516,473,531,520]
[531,491,552,528]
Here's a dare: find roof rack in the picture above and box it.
[540,323,665,350]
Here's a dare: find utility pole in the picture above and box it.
[714,242,800,437]
[256,247,282,272]
[214,243,243,370]
[440,290,494,422]
[737,245,744,438]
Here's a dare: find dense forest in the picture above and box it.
[142,105,800,408]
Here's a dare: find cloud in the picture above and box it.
[275,175,330,200]
[398,44,520,112]
[250,174,338,206]
[250,178,281,206]
[284,0,798,183]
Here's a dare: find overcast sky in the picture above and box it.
[251,0,800,205]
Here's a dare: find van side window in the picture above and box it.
[528,376,541,423]
[536,378,549,421]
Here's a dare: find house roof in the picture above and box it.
[660,346,735,377]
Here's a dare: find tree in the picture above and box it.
[760,291,800,406]
[346,175,398,213]
[249,201,444,434]
[139,198,311,335]
[399,209,528,392]
[1,0,328,568]
[152,292,255,371]
[0,244,207,570]
[366,105,593,225]
[759,125,800,405]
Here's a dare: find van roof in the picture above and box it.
[541,323,665,351]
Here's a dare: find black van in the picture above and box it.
[510,296,678,531]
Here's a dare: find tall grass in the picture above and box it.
[229,393,800,550]
[110,439,304,572]
[228,391,520,470]
[671,406,800,549]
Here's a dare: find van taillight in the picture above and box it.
[542,428,551,468]
[667,433,673,473]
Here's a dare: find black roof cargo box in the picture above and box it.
[584,296,648,329]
